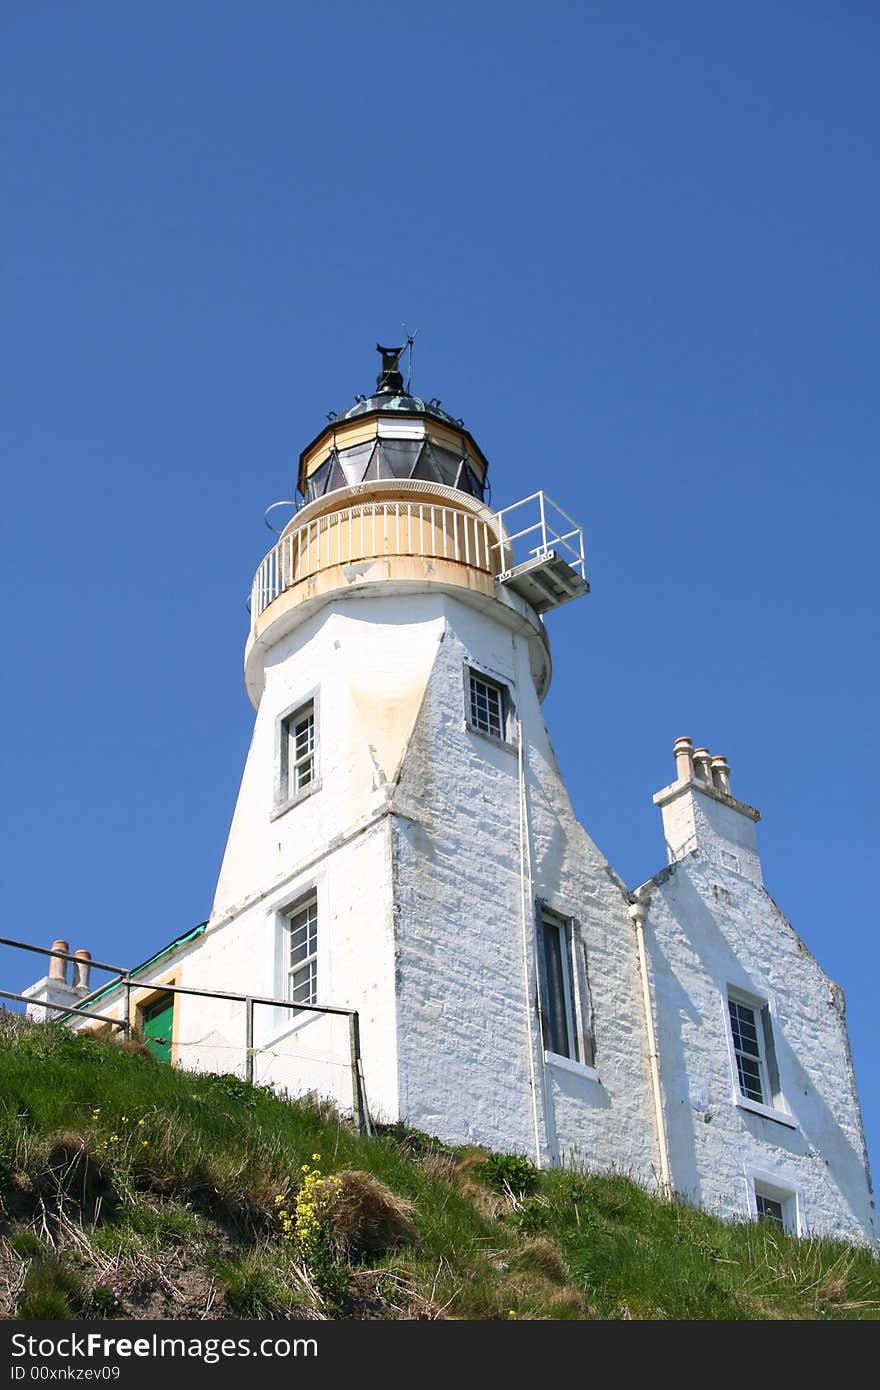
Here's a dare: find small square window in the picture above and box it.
[470,673,503,737]
[275,697,318,812]
[465,668,513,744]
[751,1179,799,1235]
[755,1193,784,1230]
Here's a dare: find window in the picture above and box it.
[275,696,318,812]
[728,997,768,1104]
[469,672,503,738]
[537,907,594,1069]
[727,990,786,1117]
[286,896,318,1009]
[755,1193,785,1230]
[751,1178,799,1235]
[465,667,515,745]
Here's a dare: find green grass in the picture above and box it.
[0,1014,877,1320]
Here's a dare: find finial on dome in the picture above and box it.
[376,343,405,396]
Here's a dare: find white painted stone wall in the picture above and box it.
[638,780,876,1244]
[390,594,659,1182]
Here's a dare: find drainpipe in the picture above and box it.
[517,718,544,1168]
[513,629,545,1168]
[628,899,672,1197]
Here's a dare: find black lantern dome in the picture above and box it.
[297,345,489,504]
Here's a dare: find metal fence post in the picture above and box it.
[245,997,255,1085]
[124,975,132,1037]
[349,1012,367,1135]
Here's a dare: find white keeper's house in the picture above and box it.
[24,346,876,1245]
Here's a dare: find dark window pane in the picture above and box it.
[338,441,375,485]
[736,1053,764,1103]
[470,676,503,738]
[756,1195,784,1230]
[542,920,571,1058]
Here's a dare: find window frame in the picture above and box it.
[285,892,318,1013]
[728,994,770,1106]
[747,1174,802,1236]
[536,903,597,1079]
[463,665,516,749]
[273,690,321,817]
[725,987,797,1128]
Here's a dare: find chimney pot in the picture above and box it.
[673,736,694,782]
[693,748,713,783]
[49,940,69,983]
[73,949,92,992]
[711,755,731,796]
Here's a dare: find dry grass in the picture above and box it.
[323,1170,417,1258]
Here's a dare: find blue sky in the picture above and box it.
[2,3,878,1181]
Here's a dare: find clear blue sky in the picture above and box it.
[3,3,878,1182]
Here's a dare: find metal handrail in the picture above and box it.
[0,934,370,1134]
[249,498,496,630]
[490,492,586,578]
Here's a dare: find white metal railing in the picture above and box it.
[250,499,495,631]
[490,491,586,580]
[249,491,586,632]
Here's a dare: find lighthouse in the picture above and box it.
[184,342,625,1162]
[44,345,876,1244]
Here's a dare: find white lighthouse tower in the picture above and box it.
[178,342,636,1161]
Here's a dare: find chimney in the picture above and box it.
[48,940,70,983]
[653,737,762,883]
[673,736,694,782]
[73,950,92,992]
[23,940,82,1023]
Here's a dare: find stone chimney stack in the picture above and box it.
[23,941,94,1023]
[653,737,762,884]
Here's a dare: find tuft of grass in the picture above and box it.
[17,1259,85,1320]
[323,1170,417,1258]
[475,1151,539,1197]
[7,1229,46,1260]
[212,1248,319,1319]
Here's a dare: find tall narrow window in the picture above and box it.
[288,704,315,794]
[537,908,593,1067]
[276,697,318,811]
[287,896,318,1009]
[542,914,576,1058]
[728,997,767,1104]
[727,991,784,1114]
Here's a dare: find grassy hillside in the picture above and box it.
[0,1014,876,1321]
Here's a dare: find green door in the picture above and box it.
[141,994,173,1064]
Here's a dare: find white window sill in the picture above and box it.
[461,719,518,755]
[544,1051,600,1084]
[261,1007,322,1049]
[270,780,322,822]
[735,1095,798,1129]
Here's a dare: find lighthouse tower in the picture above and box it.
[172,343,659,1169]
